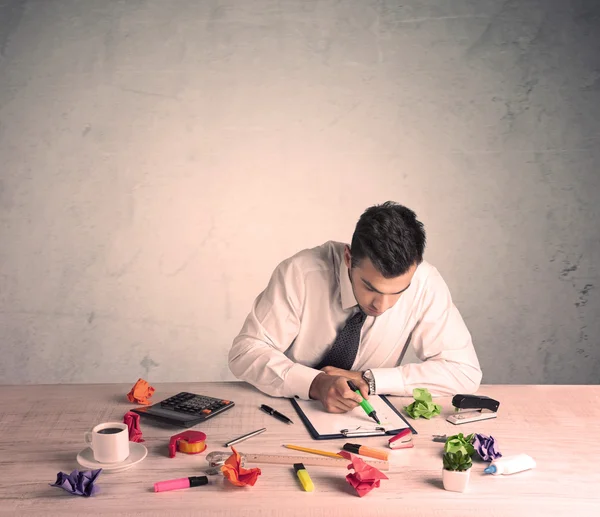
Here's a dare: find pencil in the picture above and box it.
[283,444,344,459]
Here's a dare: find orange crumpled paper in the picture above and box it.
[126,378,155,405]
[221,447,261,487]
[339,450,388,497]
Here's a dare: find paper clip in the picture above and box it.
[341,426,386,437]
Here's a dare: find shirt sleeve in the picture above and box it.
[370,268,482,397]
[228,257,322,400]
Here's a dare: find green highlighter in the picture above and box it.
[347,381,381,425]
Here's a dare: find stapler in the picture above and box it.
[388,428,414,450]
[446,394,500,425]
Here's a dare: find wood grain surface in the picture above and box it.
[1,382,598,516]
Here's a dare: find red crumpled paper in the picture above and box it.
[221,447,261,487]
[123,411,144,443]
[126,378,155,405]
[339,450,388,497]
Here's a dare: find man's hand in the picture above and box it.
[309,373,363,413]
[320,366,370,399]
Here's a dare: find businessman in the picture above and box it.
[229,201,482,413]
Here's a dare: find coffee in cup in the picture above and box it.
[84,422,130,463]
[97,427,124,435]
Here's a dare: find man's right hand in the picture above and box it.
[308,373,363,413]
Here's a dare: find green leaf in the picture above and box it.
[442,450,472,472]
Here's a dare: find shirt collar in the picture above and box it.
[340,260,358,310]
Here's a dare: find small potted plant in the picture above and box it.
[442,450,472,492]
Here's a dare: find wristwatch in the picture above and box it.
[362,369,376,396]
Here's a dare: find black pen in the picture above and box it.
[260,404,294,425]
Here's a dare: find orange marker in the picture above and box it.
[342,443,389,461]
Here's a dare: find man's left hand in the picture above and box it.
[320,366,369,399]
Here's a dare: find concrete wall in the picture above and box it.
[1,0,598,385]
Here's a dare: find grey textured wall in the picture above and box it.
[0,0,598,385]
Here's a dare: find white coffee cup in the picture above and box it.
[84,422,130,463]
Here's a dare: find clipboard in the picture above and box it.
[290,395,417,440]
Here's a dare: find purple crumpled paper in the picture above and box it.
[472,433,502,461]
[50,469,102,497]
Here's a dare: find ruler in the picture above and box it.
[243,452,389,471]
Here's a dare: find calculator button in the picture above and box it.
[202,409,212,414]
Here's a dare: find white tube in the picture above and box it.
[484,454,536,475]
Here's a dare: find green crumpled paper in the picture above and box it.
[403,388,442,419]
[444,433,475,456]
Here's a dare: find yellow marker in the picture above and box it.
[283,444,343,459]
[293,463,314,492]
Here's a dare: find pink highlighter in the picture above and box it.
[154,475,208,492]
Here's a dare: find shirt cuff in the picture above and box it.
[369,368,407,396]
[284,363,322,400]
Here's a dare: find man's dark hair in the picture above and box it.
[350,201,426,277]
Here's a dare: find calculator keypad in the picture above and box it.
[160,392,231,417]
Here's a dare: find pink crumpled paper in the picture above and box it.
[123,411,144,442]
[339,450,388,497]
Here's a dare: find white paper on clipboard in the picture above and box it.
[293,395,411,437]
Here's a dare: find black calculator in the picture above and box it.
[131,392,235,428]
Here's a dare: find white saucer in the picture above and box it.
[77,442,148,473]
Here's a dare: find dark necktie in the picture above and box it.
[316,309,367,370]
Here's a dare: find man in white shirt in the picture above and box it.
[229,202,482,413]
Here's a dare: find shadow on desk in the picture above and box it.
[423,477,443,490]
[317,474,357,496]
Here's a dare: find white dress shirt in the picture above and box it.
[229,241,482,400]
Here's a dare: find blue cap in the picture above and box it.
[484,465,497,474]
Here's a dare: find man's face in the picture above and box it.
[344,246,416,317]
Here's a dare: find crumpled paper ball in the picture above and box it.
[339,451,388,497]
[472,433,502,461]
[221,447,261,487]
[444,433,475,456]
[126,378,155,405]
[50,469,102,497]
[403,388,441,419]
[123,411,144,442]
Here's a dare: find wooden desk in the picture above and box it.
[0,383,598,516]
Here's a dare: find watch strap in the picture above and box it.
[362,370,376,396]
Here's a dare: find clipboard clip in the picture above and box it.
[341,426,386,437]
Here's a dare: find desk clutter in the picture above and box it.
[130,387,235,428]
[50,379,536,499]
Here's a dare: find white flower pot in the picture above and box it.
[442,468,470,492]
